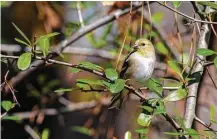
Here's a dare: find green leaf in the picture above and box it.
[17,52,32,70]
[38,37,50,56]
[43,32,60,38]
[141,78,163,96]
[135,128,148,134]
[124,131,132,139]
[155,42,169,55]
[168,61,183,79]
[15,38,31,47]
[2,116,21,121]
[185,128,199,139]
[197,1,217,10]
[140,105,154,113]
[105,68,118,81]
[42,128,50,139]
[12,22,31,45]
[34,32,59,45]
[214,57,217,68]
[1,101,14,111]
[210,105,215,123]
[54,88,73,93]
[109,79,126,94]
[70,67,82,73]
[71,126,91,136]
[79,61,103,71]
[164,88,187,102]
[153,101,166,115]
[137,113,152,127]
[197,48,216,56]
[152,12,164,24]
[172,1,182,8]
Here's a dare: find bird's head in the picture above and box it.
[133,38,155,58]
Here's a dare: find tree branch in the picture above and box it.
[184,5,211,132]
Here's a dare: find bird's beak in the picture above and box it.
[133,44,138,49]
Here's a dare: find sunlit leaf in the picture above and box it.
[152,12,164,24]
[164,88,187,102]
[197,48,216,56]
[70,67,82,73]
[79,61,103,71]
[197,1,217,10]
[12,22,31,45]
[172,1,182,8]
[109,79,125,94]
[124,131,132,139]
[105,68,118,81]
[137,113,152,127]
[71,126,91,136]
[54,88,73,93]
[214,57,217,68]
[17,52,32,70]
[1,101,14,111]
[38,37,50,56]
[34,32,59,45]
[15,38,31,47]
[2,116,21,121]
[42,128,50,139]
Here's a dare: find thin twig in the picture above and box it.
[194,116,217,133]
[24,125,40,139]
[115,1,133,70]
[76,1,85,28]
[157,2,217,25]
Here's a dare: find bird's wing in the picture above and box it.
[120,50,136,78]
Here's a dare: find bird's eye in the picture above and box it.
[141,43,146,46]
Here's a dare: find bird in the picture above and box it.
[106,38,156,139]
[110,38,156,109]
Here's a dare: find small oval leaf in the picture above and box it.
[124,131,132,139]
[137,113,152,127]
[105,68,118,81]
[172,1,182,8]
[39,37,50,56]
[109,79,125,94]
[1,101,13,111]
[17,52,32,70]
[164,88,187,102]
[197,48,216,56]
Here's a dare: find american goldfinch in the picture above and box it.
[110,38,156,109]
